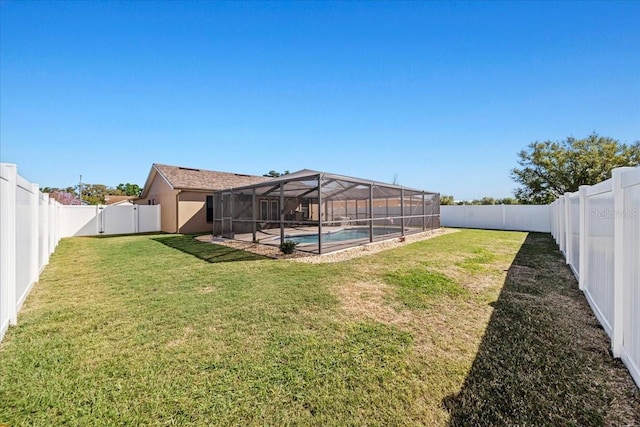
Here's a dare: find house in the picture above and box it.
[103,195,134,205]
[135,163,271,233]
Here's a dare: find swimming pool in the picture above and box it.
[281,227,401,245]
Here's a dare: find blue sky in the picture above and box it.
[1,1,639,200]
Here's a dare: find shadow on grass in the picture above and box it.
[443,233,640,426]
[152,234,270,263]
[86,232,168,239]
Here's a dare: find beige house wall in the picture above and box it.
[134,176,177,233]
[177,191,212,234]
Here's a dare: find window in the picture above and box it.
[206,196,213,222]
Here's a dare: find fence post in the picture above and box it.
[97,205,102,234]
[578,185,589,290]
[133,204,139,233]
[1,164,18,328]
[611,167,630,357]
[30,183,40,286]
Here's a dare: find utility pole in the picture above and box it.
[79,174,82,204]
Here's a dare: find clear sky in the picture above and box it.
[1,1,639,200]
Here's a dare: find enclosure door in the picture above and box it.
[221,193,233,238]
[259,199,279,226]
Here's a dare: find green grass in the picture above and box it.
[0,230,638,426]
[384,269,466,308]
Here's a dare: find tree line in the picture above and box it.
[41,183,142,205]
[440,196,519,206]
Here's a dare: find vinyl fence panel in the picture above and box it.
[61,206,99,237]
[440,205,550,232]
[15,175,38,311]
[582,181,615,335]
[567,193,581,277]
[0,164,18,340]
[621,168,640,387]
[137,205,161,233]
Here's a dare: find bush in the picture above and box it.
[279,240,297,254]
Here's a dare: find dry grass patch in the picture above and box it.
[336,280,412,325]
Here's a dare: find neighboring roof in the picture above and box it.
[104,195,134,205]
[139,163,272,198]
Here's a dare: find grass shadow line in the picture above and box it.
[152,234,270,264]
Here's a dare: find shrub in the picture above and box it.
[279,240,297,254]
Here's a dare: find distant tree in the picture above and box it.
[440,195,455,205]
[81,184,112,205]
[511,133,640,204]
[479,197,496,205]
[42,186,77,196]
[496,197,518,205]
[49,191,82,205]
[116,183,142,196]
[454,197,502,205]
[263,170,290,177]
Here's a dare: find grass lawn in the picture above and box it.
[1,229,638,426]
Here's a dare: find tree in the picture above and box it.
[511,133,640,204]
[82,184,111,205]
[496,197,518,205]
[49,191,82,205]
[41,186,77,196]
[440,195,455,205]
[263,170,290,177]
[116,183,142,196]
[479,197,496,205]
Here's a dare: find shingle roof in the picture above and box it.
[103,195,134,205]
[153,163,272,191]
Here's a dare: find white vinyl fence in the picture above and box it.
[60,204,161,237]
[1,164,63,342]
[551,166,640,388]
[441,204,551,232]
[1,163,162,342]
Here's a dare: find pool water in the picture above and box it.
[283,227,400,245]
